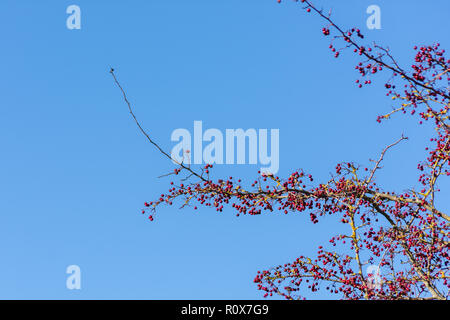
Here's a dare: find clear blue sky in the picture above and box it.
[1,0,449,299]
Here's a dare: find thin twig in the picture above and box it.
[109,68,207,182]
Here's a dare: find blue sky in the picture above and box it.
[0,0,449,299]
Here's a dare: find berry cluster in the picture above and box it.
[132,0,450,300]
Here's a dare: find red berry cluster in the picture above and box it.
[135,0,450,300]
